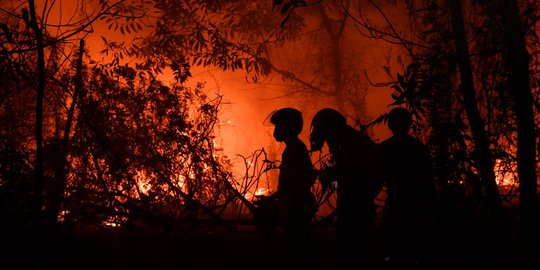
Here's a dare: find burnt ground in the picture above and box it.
[1,213,538,270]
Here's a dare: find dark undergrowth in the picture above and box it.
[1,207,538,270]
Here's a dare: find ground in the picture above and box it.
[1,214,538,270]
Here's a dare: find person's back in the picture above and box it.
[332,125,379,224]
[310,108,381,269]
[378,107,436,267]
[379,134,435,215]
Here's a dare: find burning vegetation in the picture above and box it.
[0,0,539,269]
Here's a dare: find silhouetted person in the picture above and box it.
[378,107,437,269]
[257,107,316,269]
[309,108,382,269]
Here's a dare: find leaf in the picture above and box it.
[365,113,389,128]
[397,73,404,85]
[281,3,292,14]
[281,13,292,28]
[390,100,403,106]
[407,63,419,74]
[411,109,421,120]
[273,0,284,8]
[391,84,404,93]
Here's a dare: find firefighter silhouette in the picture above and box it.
[309,108,382,269]
[378,107,437,268]
[255,107,316,269]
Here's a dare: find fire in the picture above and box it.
[244,187,273,201]
[103,221,121,227]
[494,158,518,187]
[135,170,152,195]
[102,216,126,227]
[57,210,69,223]
[254,187,270,196]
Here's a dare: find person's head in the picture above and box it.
[387,107,412,136]
[270,107,303,142]
[309,108,347,151]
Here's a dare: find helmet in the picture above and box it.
[269,107,303,136]
[309,108,346,151]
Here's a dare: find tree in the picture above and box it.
[2,0,292,228]
[269,0,370,121]
[449,0,501,216]
[25,0,46,225]
[0,0,151,226]
[497,0,538,232]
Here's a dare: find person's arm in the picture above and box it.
[316,162,339,189]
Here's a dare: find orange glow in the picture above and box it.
[243,187,273,201]
[38,0,401,184]
[57,210,69,223]
[102,216,125,227]
[494,159,518,187]
[30,0,532,228]
[135,170,152,195]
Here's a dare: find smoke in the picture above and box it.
[40,0,402,183]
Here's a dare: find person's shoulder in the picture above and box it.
[379,135,396,147]
[287,137,309,152]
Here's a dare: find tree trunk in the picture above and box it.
[449,0,501,215]
[498,0,538,232]
[318,5,347,113]
[28,0,46,227]
[45,39,85,224]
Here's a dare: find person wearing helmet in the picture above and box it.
[377,107,437,268]
[258,107,316,269]
[309,108,382,269]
